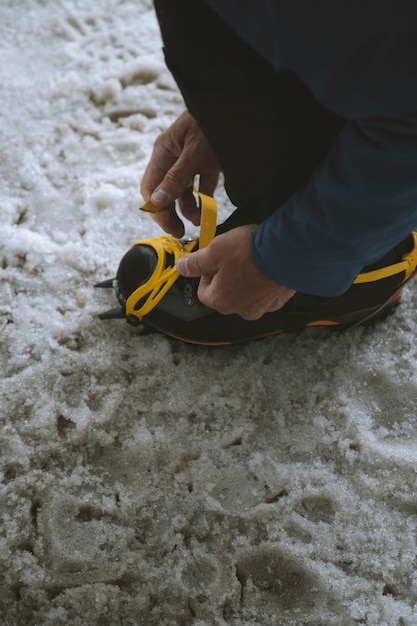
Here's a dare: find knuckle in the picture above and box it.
[153,131,167,150]
[165,168,186,189]
[194,256,206,277]
[240,311,263,321]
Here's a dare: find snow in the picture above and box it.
[1,1,417,624]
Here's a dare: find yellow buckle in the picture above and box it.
[126,185,217,321]
[125,236,196,320]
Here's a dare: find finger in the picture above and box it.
[141,146,176,204]
[147,169,190,209]
[151,205,185,239]
[178,186,200,226]
[196,275,241,315]
[238,309,265,321]
[195,274,215,309]
[150,147,197,208]
[198,170,220,197]
[176,249,215,278]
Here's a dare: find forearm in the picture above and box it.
[251,111,417,296]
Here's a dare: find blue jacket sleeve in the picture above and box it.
[251,111,417,296]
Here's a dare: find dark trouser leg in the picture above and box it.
[154,0,345,231]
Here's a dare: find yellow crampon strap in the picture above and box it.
[196,190,217,249]
[125,235,196,319]
[353,232,417,284]
[126,183,217,320]
[139,182,217,249]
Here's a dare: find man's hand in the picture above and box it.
[141,110,220,238]
[176,225,296,320]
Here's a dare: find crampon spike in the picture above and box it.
[94,278,115,288]
[98,307,126,321]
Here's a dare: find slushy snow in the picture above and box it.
[2,1,417,625]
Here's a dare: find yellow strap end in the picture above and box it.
[138,182,217,248]
[139,199,161,214]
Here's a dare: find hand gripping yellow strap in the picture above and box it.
[353,232,417,284]
[139,183,217,249]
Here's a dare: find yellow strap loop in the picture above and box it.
[196,189,217,249]
[139,182,217,248]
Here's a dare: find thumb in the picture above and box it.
[151,156,194,208]
[177,250,214,278]
[150,185,174,207]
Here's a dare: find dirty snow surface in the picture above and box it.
[2,1,417,625]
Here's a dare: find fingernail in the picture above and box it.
[151,187,171,206]
[176,256,189,276]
